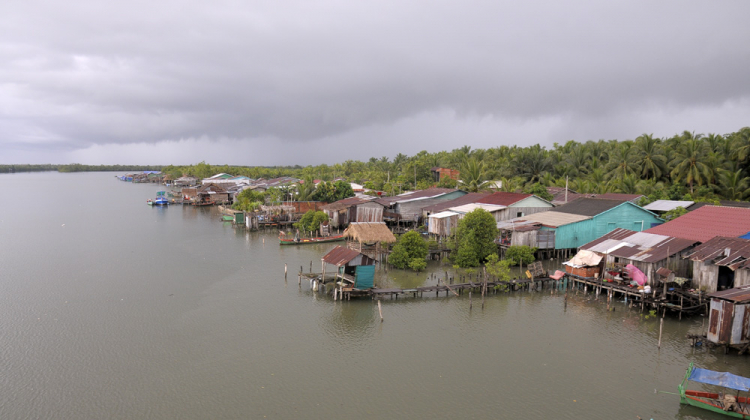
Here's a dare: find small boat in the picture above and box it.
[221,215,234,221]
[679,363,750,417]
[279,234,346,245]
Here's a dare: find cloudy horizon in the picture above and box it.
[2,0,749,166]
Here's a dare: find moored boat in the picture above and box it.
[279,234,346,245]
[679,363,750,418]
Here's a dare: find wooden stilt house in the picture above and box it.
[322,246,377,289]
[342,222,397,265]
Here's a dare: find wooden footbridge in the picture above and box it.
[296,268,708,320]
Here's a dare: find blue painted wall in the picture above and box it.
[543,202,663,249]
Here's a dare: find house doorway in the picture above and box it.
[717,266,735,290]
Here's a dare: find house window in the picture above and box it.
[516,212,524,217]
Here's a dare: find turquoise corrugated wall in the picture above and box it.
[547,203,662,249]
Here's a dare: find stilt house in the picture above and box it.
[322,246,376,289]
[686,237,750,293]
[579,228,697,285]
[705,285,750,346]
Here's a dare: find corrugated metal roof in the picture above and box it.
[516,211,591,227]
[580,228,697,263]
[476,192,531,206]
[596,193,644,202]
[643,200,695,212]
[496,220,541,232]
[320,197,379,212]
[709,284,750,303]
[377,188,458,206]
[322,246,362,266]
[421,193,490,214]
[449,203,506,214]
[646,206,750,242]
[430,211,460,219]
[686,236,750,270]
[550,198,625,217]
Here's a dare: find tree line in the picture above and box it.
[163,126,750,202]
[0,164,163,173]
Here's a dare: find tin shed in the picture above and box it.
[686,237,750,293]
[322,246,376,289]
[706,285,750,345]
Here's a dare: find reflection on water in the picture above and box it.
[2,172,750,420]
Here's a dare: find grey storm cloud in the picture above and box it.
[1,0,749,164]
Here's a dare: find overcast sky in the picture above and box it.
[1,0,749,166]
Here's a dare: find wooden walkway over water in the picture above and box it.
[297,269,708,318]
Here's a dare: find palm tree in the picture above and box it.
[732,127,750,162]
[617,174,639,194]
[512,144,551,183]
[459,157,488,192]
[606,142,639,180]
[635,134,667,180]
[499,176,524,193]
[566,145,591,177]
[670,139,711,194]
[718,169,750,200]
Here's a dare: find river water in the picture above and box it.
[0,172,747,419]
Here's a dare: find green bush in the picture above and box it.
[390,231,429,270]
[505,245,536,266]
[450,208,499,268]
[408,258,427,272]
[295,210,329,234]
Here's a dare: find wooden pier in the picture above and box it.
[297,268,708,320]
[567,273,707,318]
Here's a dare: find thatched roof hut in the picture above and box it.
[343,222,397,244]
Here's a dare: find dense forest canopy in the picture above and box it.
[163,127,750,202]
[5,127,750,201]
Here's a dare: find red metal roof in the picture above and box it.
[646,206,750,243]
[322,246,362,266]
[476,192,531,206]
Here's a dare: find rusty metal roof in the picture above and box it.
[320,197,374,212]
[686,236,750,270]
[580,228,697,263]
[476,192,531,206]
[709,285,750,303]
[322,246,362,266]
[421,193,490,214]
[550,198,626,216]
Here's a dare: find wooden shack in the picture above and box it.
[342,222,397,264]
[322,246,376,289]
[706,285,750,346]
[321,197,384,228]
[579,228,697,286]
[427,211,459,237]
[196,184,231,205]
[686,237,750,293]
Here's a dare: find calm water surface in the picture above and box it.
[0,172,747,419]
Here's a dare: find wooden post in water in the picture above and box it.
[469,290,472,310]
[285,263,287,281]
[481,267,486,309]
[377,300,383,322]
[658,317,664,349]
[310,260,312,273]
